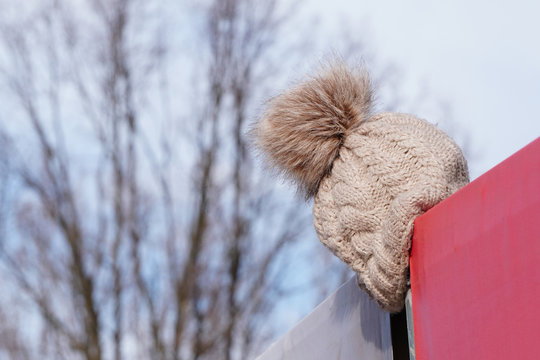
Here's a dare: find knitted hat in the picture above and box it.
[253,63,469,312]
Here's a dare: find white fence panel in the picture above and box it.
[257,277,393,360]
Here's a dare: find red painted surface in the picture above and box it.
[410,137,540,360]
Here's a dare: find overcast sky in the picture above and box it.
[306,0,540,179]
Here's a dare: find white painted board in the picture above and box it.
[256,277,393,360]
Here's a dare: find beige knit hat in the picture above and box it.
[253,63,469,312]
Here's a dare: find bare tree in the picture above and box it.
[0,0,311,359]
[0,0,470,359]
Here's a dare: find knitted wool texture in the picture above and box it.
[254,64,469,312]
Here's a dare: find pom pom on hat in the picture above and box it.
[252,63,373,198]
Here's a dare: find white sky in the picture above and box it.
[306,0,540,179]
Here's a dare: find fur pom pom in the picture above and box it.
[253,63,373,198]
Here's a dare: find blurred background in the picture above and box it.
[0,0,538,359]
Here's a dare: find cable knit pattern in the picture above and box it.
[253,64,469,312]
[313,113,469,311]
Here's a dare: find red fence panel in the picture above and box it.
[410,137,540,359]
